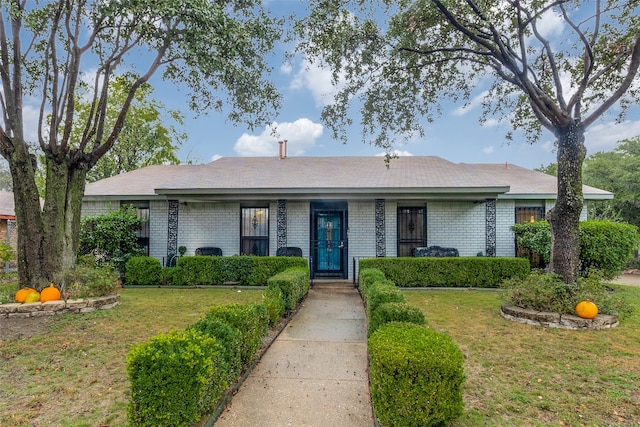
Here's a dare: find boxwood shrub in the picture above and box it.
[188,317,244,381]
[124,256,163,286]
[360,257,530,288]
[201,303,269,365]
[266,267,310,311]
[263,285,286,326]
[126,329,228,427]
[172,255,308,286]
[369,322,465,427]
[357,268,387,294]
[368,302,426,337]
[365,280,405,317]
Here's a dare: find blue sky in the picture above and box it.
[108,1,640,170]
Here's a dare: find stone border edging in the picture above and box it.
[500,302,618,330]
[0,294,120,318]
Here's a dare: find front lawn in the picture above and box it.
[1,284,638,426]
[404,285,640,426]
[0,287,264,427]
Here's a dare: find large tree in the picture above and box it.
[296,0,640,283]
[0,0,282,289]
[77,76,185,183]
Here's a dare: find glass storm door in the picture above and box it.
[312,208,348,278]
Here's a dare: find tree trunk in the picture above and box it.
[546,120,586,284]
[9,144,46,289]
[9,146,87,290]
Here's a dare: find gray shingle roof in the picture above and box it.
[83,156,612,200]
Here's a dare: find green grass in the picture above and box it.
[403,285,640,427]
[2,283,639,426]
[0,287,264,427]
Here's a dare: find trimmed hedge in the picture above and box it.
[266,267,310,311]
[369,322,465,427]
[173,256,308,286]
[359,257,530,288]
[127,329,227,427]
[368,302,426,337]
[357,268,387,294]
[188,317,244,381]
[365,280,405,317]
[124,256,163,286]
[200,303,269,365]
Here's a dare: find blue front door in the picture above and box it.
[317,213,342,271]
[311,203,348,278]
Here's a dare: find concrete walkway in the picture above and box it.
[215,281,374,427]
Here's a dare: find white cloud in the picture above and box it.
[375,150,413,157]
[210,154,223,162]
[290,57,344,107]
[585,120,640,153]
[234,118,324,157]
[452,90,489,116]
[482,146,494,154]
[535,10,564,39]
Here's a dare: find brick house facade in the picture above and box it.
[82,156,612,280]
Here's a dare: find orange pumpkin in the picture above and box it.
[576,300,598,319]
[40,284,61,303]
[15,287,37,303]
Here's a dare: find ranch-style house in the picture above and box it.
[82,155,612,280]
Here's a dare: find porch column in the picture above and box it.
[167,199,179,257]
[277,199,287,249]
[375,199,386,257]
[485,199,496,257]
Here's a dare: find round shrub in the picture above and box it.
[368,302,426,337]
[126,329,227,427]
[188,317,244,381]
[369,322,465,427]
[365,280,405,316]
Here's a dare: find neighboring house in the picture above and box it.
[0,191,17,251]
[82,156,613,280]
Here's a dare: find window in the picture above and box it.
[515,204,546,268]
[241,207,269,256]
[122,201,150,256]
[397,207,426,257]
[515,206,545,224]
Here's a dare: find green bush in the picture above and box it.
[188,317,244,381]
[357,268,387,294]
[63,264,120,298]
[126,329,227,427]
[176,256,226,286]
[202,303,269,365]
[263,285,286,326]
[368,322,465,427]
[78,205,144,276]
[266,267,310,310]
[579,221,639,278]
[513,220,639,278]
[173,256,308,286]
[502,271,633,317]
[359,257,529,288]
[125,256,162,286]
[365,280,405,317]
[368,302,426,337]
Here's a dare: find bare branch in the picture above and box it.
[583,35,640,128]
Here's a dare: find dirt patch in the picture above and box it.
[0,316,56,340]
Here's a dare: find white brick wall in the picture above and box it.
[496,200,516,257]
[427,201,487,256]
[177,202,240,256]
[285,201,310,257]
[85,195,592,276]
